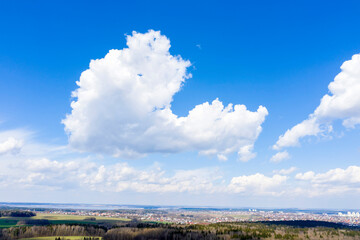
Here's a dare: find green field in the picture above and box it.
[19,236,102,240]
[0,219,20,228]
[34,213,130,221]
[0,213,130,228]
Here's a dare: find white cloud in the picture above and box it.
[15,157,223,193]
[82,163,223,193]
[0,128,67,159]
[273,118,322,150]
[296,166,360,184]
[14,157,290,196]
[0,129,29,156]
[295,166,360,196]
[0,128,224,194]
[0,137,23,155]
[270,151,290,163]
[18,158,95,190]
[0,129,75,191]
[238,144,256,162]
[227,173,287,196]
[1,131,359,200]
[7,156,289,196]
[273,166,297,175]
[6,141,360,199]
[274,54,360,150]
[63,30,268,160]
[25,158,82,173]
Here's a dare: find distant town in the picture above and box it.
[1,202,359,226]
[39,208,360,226]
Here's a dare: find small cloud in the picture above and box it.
[238,144,256,162]
[273,166,297,175]
[196,44,201,49]
[228,173,287,196]
[0,137,23,155]
[270,151,290,163]
[217,154,227,161]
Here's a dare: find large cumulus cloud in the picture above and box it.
[63,30,268,160]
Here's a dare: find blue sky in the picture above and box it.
[1,0,360,208]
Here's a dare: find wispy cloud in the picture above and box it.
[270,151,290,163]
[273,167,297,175]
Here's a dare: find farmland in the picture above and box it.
[0,213,130,229]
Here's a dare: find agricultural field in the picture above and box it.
[0,213,130,229]
[34,213,130,222]
[0,219,21,228]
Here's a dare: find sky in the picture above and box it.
[1,0,360,209]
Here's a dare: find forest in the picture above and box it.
[1,220,360,239]
[0,211,36,218]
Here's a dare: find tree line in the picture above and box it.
[0,225,105,239]
[0,210,36,218]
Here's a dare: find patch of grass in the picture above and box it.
[0,213,130,228]
[34,213,130,222]
[0,218,19,228]
[46,220,98,225]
